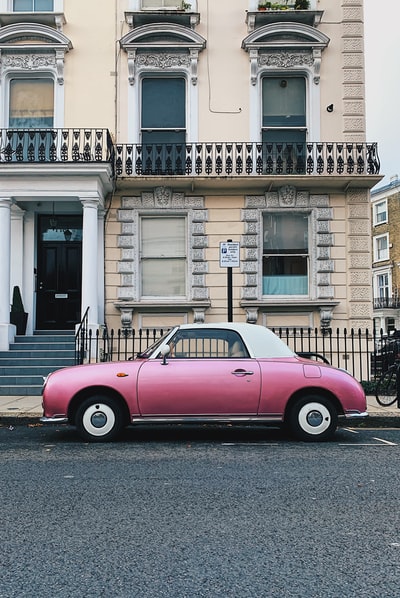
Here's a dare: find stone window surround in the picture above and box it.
[241,186,337,326]
[119,23,206,144]
[0,23,71,127]
[115,187,210,327]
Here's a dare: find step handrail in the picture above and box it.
[75,307,89,365]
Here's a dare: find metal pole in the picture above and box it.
[227,239,233,322]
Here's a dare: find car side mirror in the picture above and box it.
[160,344,170,365]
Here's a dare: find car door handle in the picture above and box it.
[232,369,254,376]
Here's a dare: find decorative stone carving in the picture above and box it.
[278,185,296,207]
[319,308,333,329]
[154,186,172,207]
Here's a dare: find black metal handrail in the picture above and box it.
[75,306,90,365]
[0,128,114,165]
[115,141,380,177]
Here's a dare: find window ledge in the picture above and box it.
[125,10,200,29]
[0,12,66,30]
[114,300,211,326]
[246,10,323,31]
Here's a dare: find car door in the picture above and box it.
[137,357,261,416]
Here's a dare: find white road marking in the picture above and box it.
[373,437,397,446]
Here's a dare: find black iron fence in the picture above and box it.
[75,325,394,385]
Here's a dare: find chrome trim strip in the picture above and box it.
[131,415,283,424]
[40,416,68,424]
[340,411,368,419]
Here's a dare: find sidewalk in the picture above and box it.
[0,395,399,427]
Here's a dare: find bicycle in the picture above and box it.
[375,358,400,407]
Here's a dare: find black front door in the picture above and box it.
[36,216,82,330]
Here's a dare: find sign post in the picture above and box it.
[219,239,240,322]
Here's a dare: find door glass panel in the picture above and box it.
[40,215,82,242]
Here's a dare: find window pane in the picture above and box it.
[376,236,388,260]
[142,78,185,129]
[14,0,53,9]
[262,77,306,127]
[375,201,387,224]
[264,213,308,253]
[9,78,54,128]
[142,259,186,296]
[263,213,308,295]
[141,217,186,297]
[142,0,180,6]
[142,217,185,257]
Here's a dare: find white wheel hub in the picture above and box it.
[297,402,331,436]
[82,403,116,437]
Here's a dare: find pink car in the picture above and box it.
[41,323,367,442]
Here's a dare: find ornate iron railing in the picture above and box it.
[373,297,400,309]
[115,141,380,177]
[0,128,114,164]
[0,132,380,177]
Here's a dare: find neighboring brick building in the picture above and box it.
[0,0,382,352]
[371,176,400,332]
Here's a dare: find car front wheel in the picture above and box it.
[288,395,338,442]
[76,395,123,442]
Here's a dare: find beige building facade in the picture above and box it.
[0,0,382,351]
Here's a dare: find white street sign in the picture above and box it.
[220,241,240,268]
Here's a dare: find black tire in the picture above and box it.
[375,367,398,407]
[76,395,124,442]
[287,395,338,442]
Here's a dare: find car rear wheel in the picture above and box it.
[288,395,338,442]
[76,395,123,442]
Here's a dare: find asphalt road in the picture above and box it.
[1,423,400,598]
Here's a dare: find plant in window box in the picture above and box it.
[294,0,310,8]
[258,2,272,10]
[10,285,28,336]
[180,1,191,10]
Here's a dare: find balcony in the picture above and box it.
[373,297,400,310]
[0,128,114,165]
[114,141,380,191]
[0,132,381,193]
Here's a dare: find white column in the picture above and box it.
[81,197,99,329]
[97,208,105,325]
[0,197,14,350]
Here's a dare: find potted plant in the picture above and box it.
[180,1,191,10]
[10,285,28,335]
[258,2,271,10]
[294,0,310,8]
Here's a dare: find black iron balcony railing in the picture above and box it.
[115,141,380,177]
[0,130,380,178]
[373,297,400,310]
[0,128,114,164]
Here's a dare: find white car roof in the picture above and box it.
[177,322,294,359]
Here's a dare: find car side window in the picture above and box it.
[168,330,248,358]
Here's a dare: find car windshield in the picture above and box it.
[136,329,175,359]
